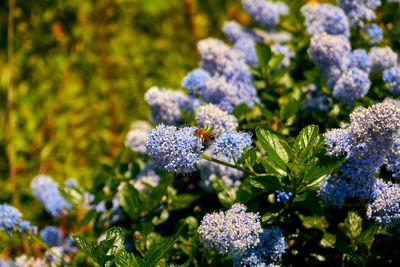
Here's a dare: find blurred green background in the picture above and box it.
[0,0,257,202]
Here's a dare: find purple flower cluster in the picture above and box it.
[0,204,36,235]
[384,67,400,96]
[195,104,238,138]
[242,0,288,29]
[275,191,293,203]
[338,0,381,27]
[363,24,383,44]
[368,47,398,73]
[212,131,252,160]
[125,121,152,154]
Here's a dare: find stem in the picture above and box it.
[201,154,258,176]
[28,232,66,264]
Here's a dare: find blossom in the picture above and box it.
[233,38,259,68]
[222,21,261,43]
[130,162,161,195]
[31,175,72,218]
[198,203,262,257]
[319,175,352,206]
[181,68,211,97]
[242,0,288,29]
[271,44,294,69]
[384,67,400,96]
[303,84,331,112]
[275,191,293,203]
[341,49,371,73]
[363,24,383,44]
[332,68,371,105]
[195,104,238,138]
[145,87,199,125]
[146,124,203,173]
[125,120,152,154]
[0,204,36,235]
[301,3,350,37]
[212,131,252,160]
[338,0,381,27]
[368,46,398,73]
[40,226,62,247]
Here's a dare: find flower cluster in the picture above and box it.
[242,0,288,29]
[195,104,238,138]
[362,23,383,44]
[384,67,400,96]
[197,204,262,257]
[368,47,398,73]
[212,131,252,160]
[303,84,331,112]
[0,204,36,235]
[125,120,152,154]
[338,0,381,27]
[40,226,62,246]
[275,191,293,203]
[146,124,203,173]
[130,162,161,195]
[31,175,72,218]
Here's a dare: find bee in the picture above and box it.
[194,128,215,144]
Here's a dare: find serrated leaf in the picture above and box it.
[255,43,272,67]
[115,251,142,267]
[249,176,281,191]
[106,227,125,256]
[59,185,84,206]
[142,235,179,267]
[344,212,362,240]
[294,125,319,156]
[119,183,141,220]
[72,234,94,258]
[256,127,289,172]
[238,147,257,164]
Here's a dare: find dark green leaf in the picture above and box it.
[249,175,281,191]
[256,127,289,172]
[255,102,274,121]
[294,125,319,153]
[115,251,142,267]
[268,54,285,69]
[259,157,286,178]
[112,147,125,169]
[232,103,250,120]
[72,234,94,258]
[106,227,126,256]
[171,194,200,210]
[119,183,141,220]
[94,239,116,266]
[303,154,345,183]
[142,235,179,267]
[255,43,272,67]
[280,102,301,120]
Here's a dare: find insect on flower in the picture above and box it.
[194,128,215,144]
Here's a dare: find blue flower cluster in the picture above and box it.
[275,191,292,203]
[233,38,259,68]
[145,86,199,125]
[270,44,295,70]
[368,47,398,73]
[198,204,262,257]
[40,226,62,246]
[31,175,72,218]
[242,0,288,29]
[195,104,238,138]
[338,0,381,27]
[125,121,152,155]
[0,204,36,235]
[363,23,383,44]
[302,3,350,37]
[384,67,400,96]
[333,68,371,105]
[320,100,400,226]
[212,131,252,160]
[130,162,160,195]
[146,124,203,173]
[303,84,331,113]
[222,21,262,44]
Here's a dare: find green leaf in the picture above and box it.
[232,103,250,120]
[344,211,362,240]
[72,234,94,258]
[59,185,84,206]
[171,194,200,210]
[106,227,126,256]
[119,183,141,220]
[268,53,285,69]
[142,235,179,267]
[249,175,281,191]
[256,127,289,172]
[259,156,286,178]
[93,239,116,266]
[303,154,345,183]
[255,43,272,67]
[112,147,125,169]
[280,102,301,120]
[212,177,237,208]
[75,209,97,229]
[115,251,142,267]
[294,125,319,154]
[255,102,274,121]
[357,225,376,249]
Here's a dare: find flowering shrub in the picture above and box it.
[3,0,400,266]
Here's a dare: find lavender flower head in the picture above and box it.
[341,49,371,73]
[145,86,198,125]
[181,68,211,97]
[233,38,259,68]
[386,137,400,178]
[367,179,400,227]
[195,104,238,138]
[319,175,352,206]
[363,24,383,44]
[301,3,350,37]
[332,68,371,105]
[271,44,295,69]
[0,204,36,235]
[146,124,203,173]
[222,21,261,44]
[308,33,351,77]
[242,0,289,29]
[130,162,161,195]
[197,38,244,75]
[40,226,62,247]
[384,67,400,96]
[275,191,293,203]
[197,203,262,257]
[338,0,381,27]
[368,47,398,73]
[125,120,152,154]
[31,175,72,218]
[212,131,252,160]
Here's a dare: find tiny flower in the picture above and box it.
[275,191,293,203]
[130,162,161,195]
